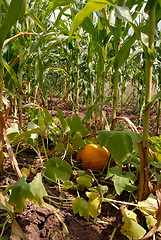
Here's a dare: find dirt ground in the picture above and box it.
[0,97,161,240]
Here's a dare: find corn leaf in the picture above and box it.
[0,0,26,46]
[69,0,114,40]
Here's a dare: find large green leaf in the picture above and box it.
[0,0,26,46]
[70,133,85,149]
[98,130,141,165]
[29,173,48,206]
[71,7,97,41]
[72,197,90,220]
[69,0,114,40]
[114,34,136,69]
[44,157,73,182]
[9,174,47,213]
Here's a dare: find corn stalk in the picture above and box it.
[111,0,124,130]
[138,0,159,201]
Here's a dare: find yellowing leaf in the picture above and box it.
[146,215,157,230]
[21,167,30,177]
[76,175,94,190]
[72,192,101,221]
[86,192,101,219]
[138,194,158,216]
[121,207,146,239]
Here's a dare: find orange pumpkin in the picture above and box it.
[76,144,110,170]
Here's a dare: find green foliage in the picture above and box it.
[106,167,137,195]
[9,173,47,213]
[149,135,161,162]
[98,130,141,165]
[0,0,26,46]
[44,157,73,182]
[69,0,114,40]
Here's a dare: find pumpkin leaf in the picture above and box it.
[72,197,90,220]
[86,192,101,219]
[66,115,88,136]
[146,215,157,230]
[62,180,75,190]
[57,108,70,133]
[120,207,146,239]
[9,173,47,213]
[98,130,141,165]
[112,175,129,195]
[94,184,108,197]
[76,175,94,190]
[44,157,73,182]
[138,194,158,216]
[70,133,85,149]
[72,192,101,221]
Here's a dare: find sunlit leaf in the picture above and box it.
[62,180,75,190]
[76,175,94,190]
[71,7,97,41]
[121,207,146,239]
[115,5,132,22]
[27,12,47,33]
[6,123,19,142]
[86,192,101,219]
[42,0,75,22]
[69,0,114,40]
[29,173,47,206]
[138,194,158,216]
[72,192,101,221]
[146,215,157,230]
